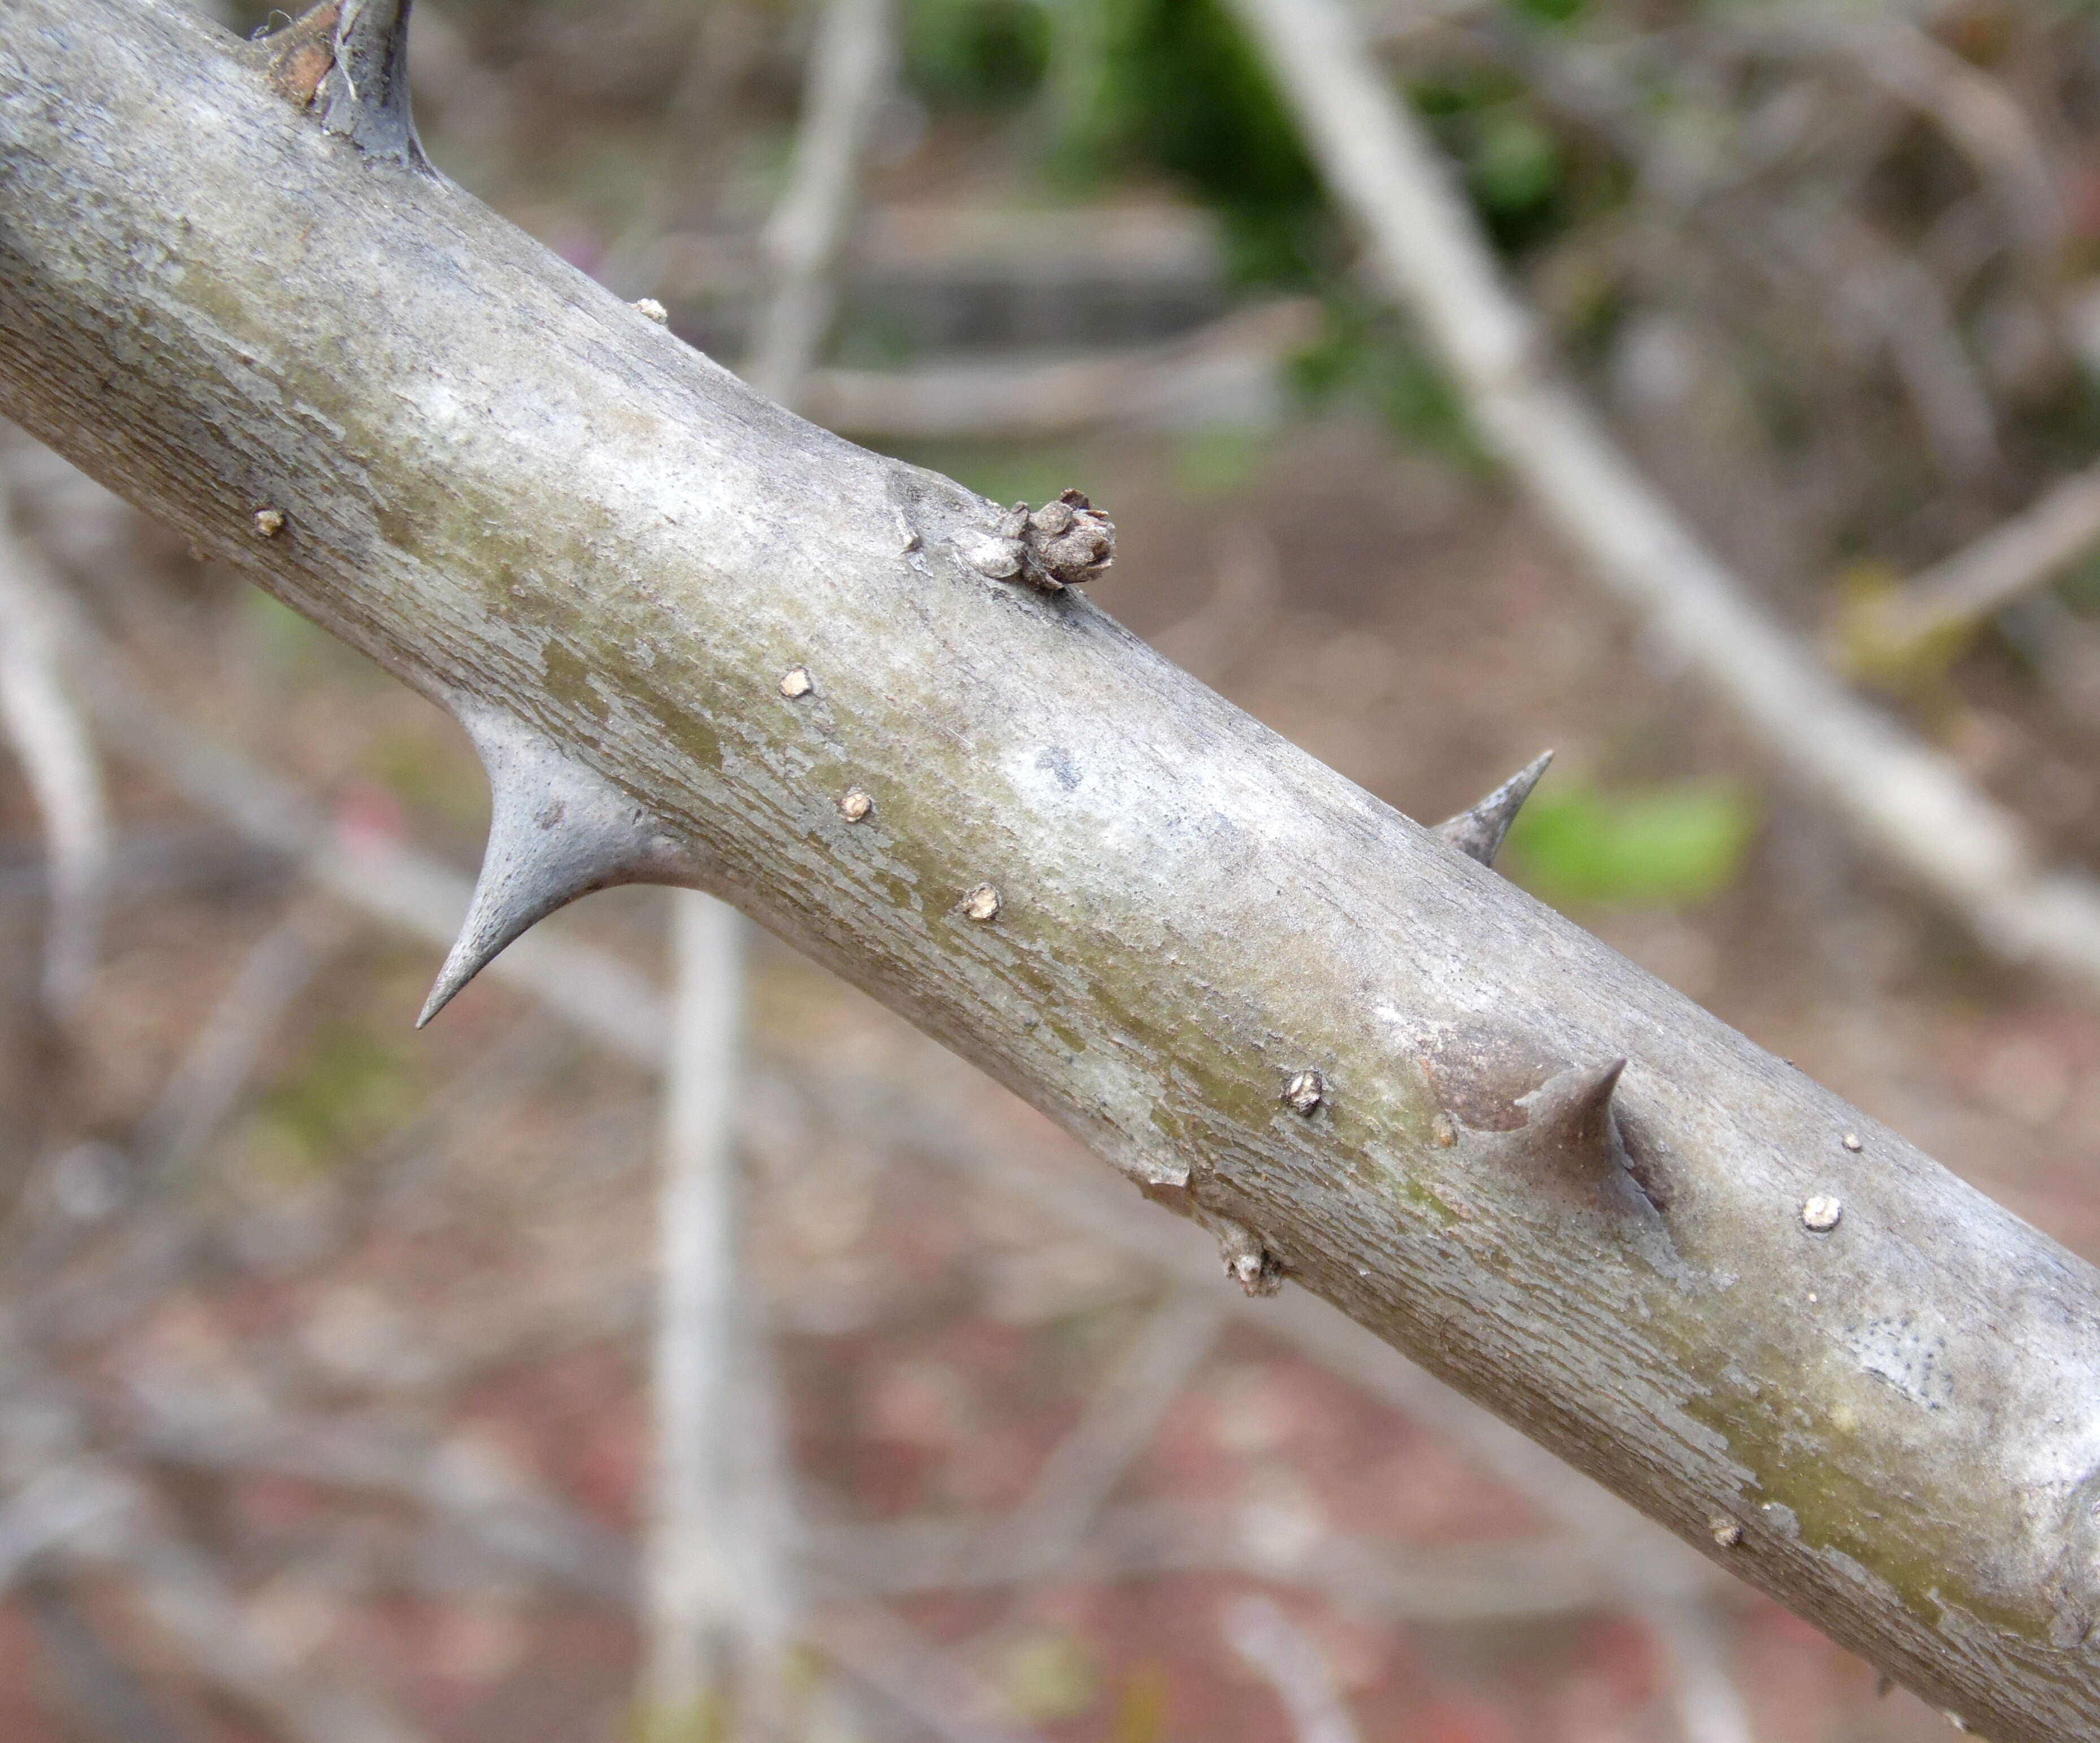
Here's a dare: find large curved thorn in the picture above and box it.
[417,712,697,1027]
[1434,750,1553,868]
[1514,1055,1629,1174]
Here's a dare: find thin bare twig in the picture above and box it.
[814,1606,1047,1743]
[1645,1597,1756,1743]
[131,898,349,1183]
[1863,461,2100,658]
[644,891,759,1737]
[120,1532,430,1743]
[1221,1594,1363,1743]
[806,1500,1603,1620]
[1000,1284,1226,1575]
[798,300,1320,440]
[25,1571,198,1743]
[744,0,894,407]
[0,476,109,1019]
[643,0,896,1722]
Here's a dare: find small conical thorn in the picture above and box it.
[1434,750,1553,867]
[1515,1056,1628,1173]
[319,0,430,171]
[416,710,698,1027]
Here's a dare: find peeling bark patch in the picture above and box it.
[259,3,342,106]
[779,665,813,699]
[1283,1069,1325,1115]
[1846,1315,1953,1409]
[1803,1195,1844,1232]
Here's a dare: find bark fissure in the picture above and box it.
[2,4,2098,1734]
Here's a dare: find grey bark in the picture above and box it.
[3,4,2100,1737]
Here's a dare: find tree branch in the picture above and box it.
[3,3,2099,1735]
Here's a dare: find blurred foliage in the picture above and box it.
[1077,0,1590,451]
[1292,293,1484,465]
[1824,560,1973,695]
[890,438,1102,509]
[252,1027,416,1167]
[902,0,1055,109]
[241,589,394,694]
[1412,69,1574,254]
[1165,427,1276,502]
[1109,1664,1173,1743]
[1090,0,1329,286]
[990,1625,1100,1724]
[1504,778,1761,909]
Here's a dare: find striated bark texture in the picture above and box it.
[3,3,2100,1734]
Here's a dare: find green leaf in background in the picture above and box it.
[1502,779,1761,909]
[252,1027,416,1168]
[1092,0,1330,286]
[903,0,1054,110]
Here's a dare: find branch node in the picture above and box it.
[1802,1195,1844,1233]
[1434,750,1553,868]
[962,491,1116,592]
[1215,1221,1283,1297]
[1282,1069,1325,1115]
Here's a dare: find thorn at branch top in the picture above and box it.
[1435,751,1553,869]
[318,0,429,171]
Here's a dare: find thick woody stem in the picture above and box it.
[2,5,2099,1736]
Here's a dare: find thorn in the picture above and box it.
[319,0,429,171]
[1515,1056,1628,1173]
[1434,750,1553,867]
[416,711,692,1026]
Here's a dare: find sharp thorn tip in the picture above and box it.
[1434,749,1554,868]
